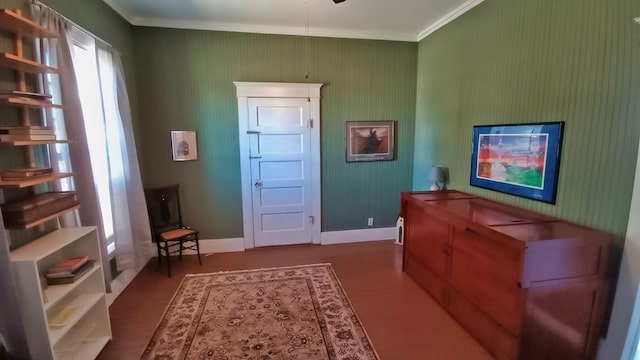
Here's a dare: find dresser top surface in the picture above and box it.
[403,190,610,243]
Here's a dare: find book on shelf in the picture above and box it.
[0,167,53,180]
[47,256,89,276]
[0,133,56,141]
[0,125,53,130]
[0,90,53,100]
[0,95,53,104]
[46,260,95,285]
[0,126,55,135]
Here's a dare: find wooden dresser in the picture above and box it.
[401,190,611,360]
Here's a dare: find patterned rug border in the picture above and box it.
[141,263,381,360]
[183,263,334,278]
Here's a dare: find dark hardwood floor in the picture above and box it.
[97,240,493,359]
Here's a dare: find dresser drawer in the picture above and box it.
[447,286,520,360]
[450,226,525,335]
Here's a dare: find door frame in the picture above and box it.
[234,82,323,249]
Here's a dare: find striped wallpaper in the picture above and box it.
[133,29,418,236]
[414,0,640,243]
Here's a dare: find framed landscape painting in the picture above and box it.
[470,122,565,204]
[345,121,395,162]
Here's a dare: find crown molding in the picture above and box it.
[417,0,485,41]
[101,0,136,24]
[102,0,484,42]
[131,17,417,42]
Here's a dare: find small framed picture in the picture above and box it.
[345,121,396,162]
[171,130,198,161]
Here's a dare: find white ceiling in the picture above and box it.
[101,0,484,42]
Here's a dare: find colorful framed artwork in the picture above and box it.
[470,122,565,204]
[171,130,198,161]
[345,121,396,162]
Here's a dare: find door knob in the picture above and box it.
[254,180,263,188]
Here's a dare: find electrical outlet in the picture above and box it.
[367,217,374,227]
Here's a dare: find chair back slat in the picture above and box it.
[144,184,184,240]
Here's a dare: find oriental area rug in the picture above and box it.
[141,264,380,360]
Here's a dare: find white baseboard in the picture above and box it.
[184,237,246,255]
[108,231,396,305]
[187,230,396,251]
[320,227,396,245]
[146,228,398,260]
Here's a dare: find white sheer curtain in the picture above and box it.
[31,1,153,288]
[96,45,154,271]
[30,2,111,289]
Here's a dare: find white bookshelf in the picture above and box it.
[10,227,112,360]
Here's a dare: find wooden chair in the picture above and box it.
[144,184,201,277]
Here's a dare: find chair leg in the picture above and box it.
[164,241,171,277]
[156,241,162,266]
[195,235,202,265]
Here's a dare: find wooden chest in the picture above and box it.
[1,192,78,226]
[401,190,611,360]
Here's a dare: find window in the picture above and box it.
[70,27,121,255]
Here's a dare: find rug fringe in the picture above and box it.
[184,263,334,277]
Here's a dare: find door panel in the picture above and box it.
[259,160,304,180]
[249,98,312,247]
[257,106,303,127]
[259,134,303,153]
[261,212,305,231]
[260,187,304,206]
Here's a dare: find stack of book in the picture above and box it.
[1,191,78,226]
[0,167,53,181]
[0,90,53,102]
[0,125,55,142]
[46,256,95,285]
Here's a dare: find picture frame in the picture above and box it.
[345,121,395,162]
[171,130,198,161]
[470,121,565,204]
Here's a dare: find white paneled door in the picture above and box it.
[248,98,313,247]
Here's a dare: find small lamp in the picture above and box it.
[429,166,445,191]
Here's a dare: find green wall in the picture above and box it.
[414,0,640,241]
[133,28,417,237]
